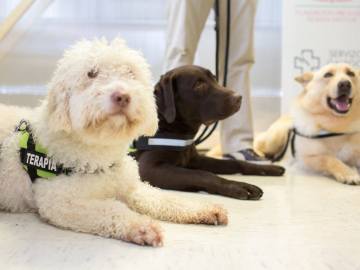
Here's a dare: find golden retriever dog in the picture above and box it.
[254,63,360,185]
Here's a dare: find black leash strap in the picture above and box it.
[194,0,231,146]
[271,128,346,162]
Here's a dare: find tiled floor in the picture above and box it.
[1,162,360,270]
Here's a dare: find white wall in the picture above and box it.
[0,0,282,96]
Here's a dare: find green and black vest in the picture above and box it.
[16,120,72,182]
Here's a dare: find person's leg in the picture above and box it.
[164,0,214,71]
[218,0,261,160]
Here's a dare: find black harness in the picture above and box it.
[133,132,195,151]
[272,128,346,162]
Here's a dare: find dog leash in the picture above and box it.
[194,0,231,146]
[271,128,347,162]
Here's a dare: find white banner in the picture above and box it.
[281,0,360,113]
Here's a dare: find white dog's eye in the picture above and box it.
[128,71,135,79]
[324,72,333,78]
[87,69,99,79]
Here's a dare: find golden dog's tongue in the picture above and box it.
[332,96,351,112]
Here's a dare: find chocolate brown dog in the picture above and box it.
[134,65,285,200]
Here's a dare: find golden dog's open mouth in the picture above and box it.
[327,95,353,114]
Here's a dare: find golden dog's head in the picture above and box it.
[44,38,158,145]
[296,63,360,117]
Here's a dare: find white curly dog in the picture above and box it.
[0,38,227,246]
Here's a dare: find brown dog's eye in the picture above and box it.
[347,70,355,77]
[324,72,333,78]
[194,81,206,91]
[87,69,99,78]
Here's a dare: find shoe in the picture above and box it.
[223,148,271,164]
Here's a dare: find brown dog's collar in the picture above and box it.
[133,132,195,151]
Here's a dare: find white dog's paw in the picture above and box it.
[197,204,228,226]
[334,167,360,185]
[126,222,163,247]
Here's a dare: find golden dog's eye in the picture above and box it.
[87,69,99,79]
[324,72,333,78]
[347,70,355,77]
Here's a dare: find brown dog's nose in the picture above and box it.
[338,80,352,96]
[111,91,130,108]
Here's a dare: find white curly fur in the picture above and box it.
[0,38,227,247]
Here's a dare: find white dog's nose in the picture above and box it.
[111,91,131,108]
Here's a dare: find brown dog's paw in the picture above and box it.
[126,222,163,247]
[221,181,263,200]
[198,205,228,225]
[258,164,285,176]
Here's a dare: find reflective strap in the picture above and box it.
[147,138,194,147]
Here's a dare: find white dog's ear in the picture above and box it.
[295,72,314,86]
[46,82,72,133]
[155,72,176,123]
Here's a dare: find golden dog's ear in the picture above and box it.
[46,82,72,133]
[155,71,176,123]
[295,72,314,86]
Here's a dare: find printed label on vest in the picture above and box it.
[25,152,58,172]
[20,148,59,174]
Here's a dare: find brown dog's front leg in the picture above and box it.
[140,163,263,200]
[189,155,285,176]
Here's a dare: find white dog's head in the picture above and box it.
[295,63,360,117]
[45,38,158,145]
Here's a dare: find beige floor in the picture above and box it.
[1,163,360,270]
[2,96,360,270]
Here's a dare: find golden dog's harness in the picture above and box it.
[16,120,73,182]
[272,128,346,162]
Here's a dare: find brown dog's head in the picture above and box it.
[154,65,241,129]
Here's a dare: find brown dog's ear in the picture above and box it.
[155,72,176,123]
[295,72,314,86]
